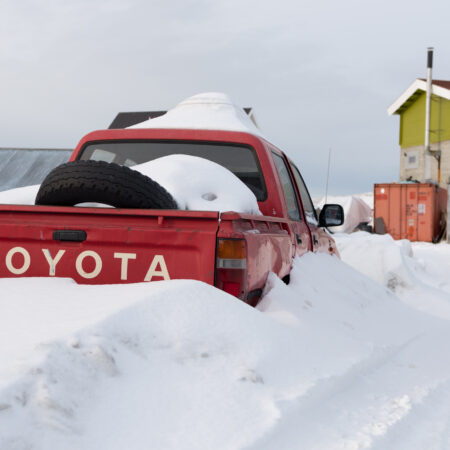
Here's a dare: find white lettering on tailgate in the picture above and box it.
[144,255,170,281]
[113,252,137,280]
[76,250,102,279]
[6,247,31,275]
[2,247,171,282]
[42,249,66,276]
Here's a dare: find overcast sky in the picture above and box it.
[1,0,449,196]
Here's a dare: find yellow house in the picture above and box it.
[388,79,450,188]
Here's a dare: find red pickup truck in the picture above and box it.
[0,128,343,305]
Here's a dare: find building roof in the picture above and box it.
[388,79,450,115]
[109,107,254,129]
[419,79,450,90]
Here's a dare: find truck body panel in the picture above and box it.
[0,127,338,303]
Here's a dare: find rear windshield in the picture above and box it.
[78,141,267,201]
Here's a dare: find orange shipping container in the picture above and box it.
[374,183,447,242]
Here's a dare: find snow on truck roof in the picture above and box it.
[128,92,264,137]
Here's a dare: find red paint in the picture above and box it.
[0,128,337,305]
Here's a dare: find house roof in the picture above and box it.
[387,79,450,115]
[109,107,254,129]
[419,79,450,90]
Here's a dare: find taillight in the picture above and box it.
[215,238,247,299]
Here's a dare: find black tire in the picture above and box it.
[35,160,178,209]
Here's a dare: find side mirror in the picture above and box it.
[319,204,344,227]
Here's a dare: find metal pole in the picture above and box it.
[424,47,433,181]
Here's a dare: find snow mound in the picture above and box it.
[1,236,450,448]
[0,184,39,205]
[336,232,450,319]
[130,92,263,137]
[336,232,414,289]
[356,191,374,210]
[133,154,261,214]
[317,195,372,233]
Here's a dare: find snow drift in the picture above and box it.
[337,231,450,320]
[0,184,40,206]
[133,154,261,214]
[1,235,450,449]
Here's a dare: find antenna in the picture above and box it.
[325,148,332,204]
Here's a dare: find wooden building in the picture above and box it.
[388,79,450,188]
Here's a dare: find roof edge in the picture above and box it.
[387,78,450,115]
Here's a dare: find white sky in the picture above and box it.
[1,0,449,196]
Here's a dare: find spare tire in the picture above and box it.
[35,160,178,209]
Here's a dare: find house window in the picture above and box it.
[405,150,419,169]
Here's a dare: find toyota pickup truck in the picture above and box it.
[0,128,343,306]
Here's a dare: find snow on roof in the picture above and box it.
[129,92,264,137]
[387,78,450,115]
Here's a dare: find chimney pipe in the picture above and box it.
[424,47,434,181]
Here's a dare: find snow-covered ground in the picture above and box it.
[1,233,450,449]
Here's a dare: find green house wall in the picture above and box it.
[399,92,450,148]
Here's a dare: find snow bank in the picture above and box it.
[356,191,374,210]
[336,232,450,319]
[2,236,450,449]
[130,92,263,137]
[317,194,372,233]
[133,154,261,214]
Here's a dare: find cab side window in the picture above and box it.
[272,152,301,221]
[289,161,318,224]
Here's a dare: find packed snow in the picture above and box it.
[1,233,450,449]
[133,154,261,214]
[0,184,40,205]
[0,163,447,449]
[0,156,261,215]
[338,232,450,320]
[130,92,263,137]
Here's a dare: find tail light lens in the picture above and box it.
[215,238,247,299]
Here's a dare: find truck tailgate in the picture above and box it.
[0,205,219,284]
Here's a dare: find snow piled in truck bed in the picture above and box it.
[133,154,261,214]
[0,184,40,205]
[0,156,261,214]
[1,234,450,449]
